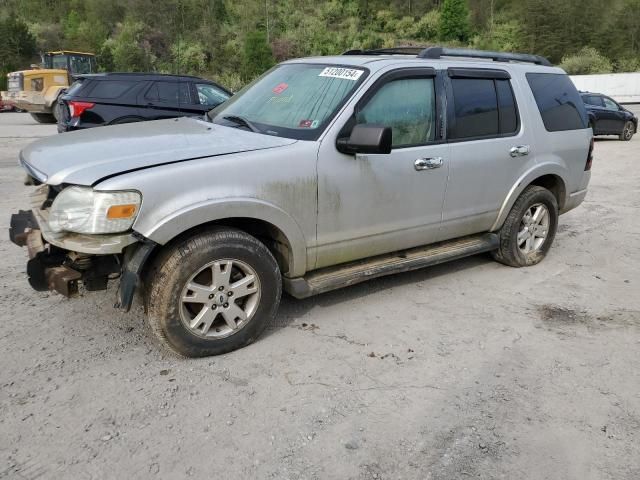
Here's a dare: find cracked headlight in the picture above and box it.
[48,186,141,234]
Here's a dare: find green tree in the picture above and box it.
[241,30,274,80]
[0,17,37,90]
[439,0,470,42]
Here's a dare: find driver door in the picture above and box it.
[315,68,450,269]
[602,96,626,133]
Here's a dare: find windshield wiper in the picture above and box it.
[222,115,261,133]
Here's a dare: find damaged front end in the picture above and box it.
[9,187,155,311]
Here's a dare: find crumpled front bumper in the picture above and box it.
[9,207,155,311]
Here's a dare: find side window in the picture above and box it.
[584,95,603,107]
[146,81,192,104]
[196,83,230,106]
[88,80,134,99]
[526,73,587,132]
[356,77,436,147]
[603,97,619,111]
[69,56,93,75]
[496,79,518,135]
[450,79,494,139]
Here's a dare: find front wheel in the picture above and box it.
[492,185,558,267]
[620,121,634,141]
[146,227,282,357]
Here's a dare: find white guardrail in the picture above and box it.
[570,73,640,104]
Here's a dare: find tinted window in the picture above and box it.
[583,95,603,107]
[196,83,230,106]
[66,79,85,96]
[496,79,518,134]
[451,78,498,138]
[526,73,587,131]
[88,80,133,99]
[357,77,436,147]
[146,81,192,104]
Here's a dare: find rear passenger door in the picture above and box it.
[440,68,533,239]
[143,81,199,119]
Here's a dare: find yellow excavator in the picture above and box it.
[1,51,97,123]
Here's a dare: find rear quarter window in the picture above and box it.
[526,73,587,132]
[66,79,85,96]
[87,80,135,99]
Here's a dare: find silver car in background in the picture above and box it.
[10,47,593,357]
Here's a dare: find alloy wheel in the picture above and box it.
[517,203,550,254]
[179,259,261,338]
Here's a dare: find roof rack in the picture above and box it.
[342,47,425,56]
[417,47,552,66]
[341,45,552,66]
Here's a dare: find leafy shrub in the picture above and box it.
[559,47,613,75]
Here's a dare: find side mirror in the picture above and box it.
[336,124,392,155]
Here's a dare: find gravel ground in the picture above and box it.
[0,112,638,480]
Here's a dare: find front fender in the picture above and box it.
[139,197,308,277]
[489,163,568,232]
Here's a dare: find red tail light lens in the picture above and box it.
[585,137,594,171]
[68,101,94,118]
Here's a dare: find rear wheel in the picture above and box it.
[30,113,56,124]
[492,185,558,267]
[146,227,282,357]
[619,121,634,141]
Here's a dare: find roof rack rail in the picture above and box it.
[417,46,552,66]
[342,47,426,56]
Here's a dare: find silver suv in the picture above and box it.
[10,47,593,357]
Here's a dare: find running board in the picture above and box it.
[284,233,499,299]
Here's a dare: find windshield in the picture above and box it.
[210,63,368,140]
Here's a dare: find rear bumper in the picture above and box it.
[560,188,588,215]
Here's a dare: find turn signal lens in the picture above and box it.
[585,137,594,171]
[107,204,137,219]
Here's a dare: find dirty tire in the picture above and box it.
[30,113,56,124]
[146,227,282,357]
[492,185,558,267]
[619,121,634,141]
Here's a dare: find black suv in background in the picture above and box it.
[581,92,637,141]
[57,73,232,132]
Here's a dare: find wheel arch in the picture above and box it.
[139,198,308,277]
[490,168,567,232]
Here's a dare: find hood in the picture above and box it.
[20,117,297,186]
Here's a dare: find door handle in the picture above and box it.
[510,145,530,157]
[414,157,443,171]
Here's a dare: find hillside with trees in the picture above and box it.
[1,0,639,91]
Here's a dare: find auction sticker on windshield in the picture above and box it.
[318,67,364,81]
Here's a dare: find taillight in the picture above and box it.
[585,137,594,171]
[68,101,94,118]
